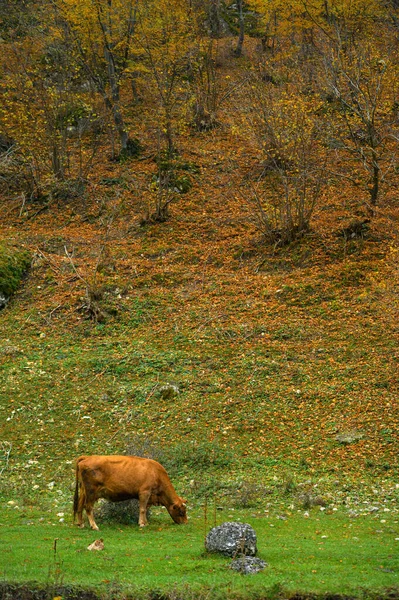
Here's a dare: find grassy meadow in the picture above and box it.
[1,503,398,599]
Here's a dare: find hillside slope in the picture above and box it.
[0,52,398,511]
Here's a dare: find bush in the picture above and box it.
[55,101,96,131]
[120,137,143,159]
[244,81,326,246]
[153,154,197,194]
[125,434,235,477]
[0,243,31,298]
[51,178,86,201]
[95,498,146,526]
[0,143,37,197]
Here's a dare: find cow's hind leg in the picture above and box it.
[76,484,86,528]
[86,502,99,531]
[138,491,151,527]
[80,470,99,530]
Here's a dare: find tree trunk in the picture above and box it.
[165,116,175,157]
[112,103,129,152]
[368,152,380,216]
[209,0,222,38]
[104,46,129,153]
[51,144,64,180]
[234,0,245,57]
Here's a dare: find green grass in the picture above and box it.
[0,504,398,599]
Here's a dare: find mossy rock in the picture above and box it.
[0,243,31,298]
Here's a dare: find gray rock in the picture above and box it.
[205,522,257,557]
[229,557,267,575]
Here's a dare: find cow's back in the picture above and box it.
[77,455,171,499]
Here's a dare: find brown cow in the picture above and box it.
[73,455,187,530]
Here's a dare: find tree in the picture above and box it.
[207,0,224,38]
[249,0,399,219]
[52,0,140,157]
[0,9,105,196]
[137,0,195,157]
[243,80,327,244]
[323,45,399,215]
[234,0,245,57]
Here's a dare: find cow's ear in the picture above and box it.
[182,499,187,506]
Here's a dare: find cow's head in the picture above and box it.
[169,498,188,524]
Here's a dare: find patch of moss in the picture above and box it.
[0,243,31,297]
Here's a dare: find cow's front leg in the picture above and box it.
[138,492,151,527]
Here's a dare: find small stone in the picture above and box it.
[159,384,179,400]
[229,557,267,575]
[335,430,364,445]
[0,345,21,356]
[87,539,104,551]
[0,293,9,310]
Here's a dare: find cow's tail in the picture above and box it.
[73,456,86,523]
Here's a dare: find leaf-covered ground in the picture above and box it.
[0,76,398,525]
